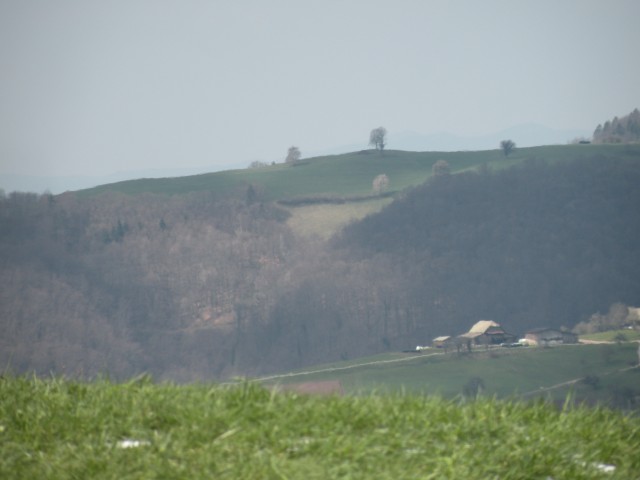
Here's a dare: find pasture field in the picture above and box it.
[79,144,638,200]
[2,375,640,479]
[262,344,640,404]
[283,196,393,239]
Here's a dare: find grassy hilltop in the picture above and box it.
[79,143,640,238]
[81,144,634,200]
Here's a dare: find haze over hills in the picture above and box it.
[0,163,239,196]
[0,124,590,195]
[1,143,639,382]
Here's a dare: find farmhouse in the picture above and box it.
[524,328,578,346]
[457,320,515,347]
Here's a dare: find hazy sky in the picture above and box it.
[1,0,639,179]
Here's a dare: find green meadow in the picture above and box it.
[262,344,640,403]
[2,374,640,479]
[81,144,634,200]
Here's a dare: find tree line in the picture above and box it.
[593,108,640,144]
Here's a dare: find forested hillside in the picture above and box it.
[0,192,299,380]
[1,149,639,381]
[335,154,640,337]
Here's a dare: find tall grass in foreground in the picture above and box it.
[1,376,639,479]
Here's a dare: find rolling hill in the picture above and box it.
[79,143,639,238]
[80,144,629,200]
[1,143,639,382]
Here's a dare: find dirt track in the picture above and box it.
[252,351,443,384]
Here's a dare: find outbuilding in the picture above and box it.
[524,327,578,346]
[432,336,452,348]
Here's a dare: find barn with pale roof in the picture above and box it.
[457,320,515,347]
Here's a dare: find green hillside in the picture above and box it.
[262,343,640,407]
[79,144,635,200]
[79,143,640,238]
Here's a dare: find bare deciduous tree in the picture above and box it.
[369,127,387,151]
[285,146,301,164]
[500,139,516,157]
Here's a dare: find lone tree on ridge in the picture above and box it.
[369,127,387,152]
[500,139,516,157]
[285,146,301,164]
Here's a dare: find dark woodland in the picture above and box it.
[1,154,639,381]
